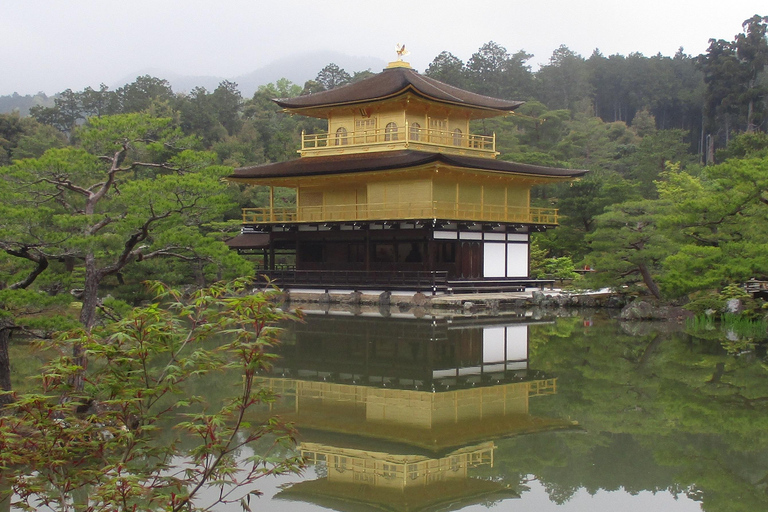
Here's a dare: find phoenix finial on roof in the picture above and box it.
[395,43,410,61]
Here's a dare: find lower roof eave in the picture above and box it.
[229,149,588,182]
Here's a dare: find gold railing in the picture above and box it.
[528,378,557,396]
[301,125,496,156]
[242,201,558,225]
[300,442,495,485]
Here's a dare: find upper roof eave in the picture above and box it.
[277,86,524,118]
[274,67,525,114]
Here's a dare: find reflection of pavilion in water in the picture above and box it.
[263,314,575,511]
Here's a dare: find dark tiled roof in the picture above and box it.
[275,67,525,112]
[225,233,270,248]
[229,150,588,180]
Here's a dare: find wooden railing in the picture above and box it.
[242,201,558,225]
[255,269,449,293]
[301,125,496,156]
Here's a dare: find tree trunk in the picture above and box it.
[79,254,101,329]
[0,323,14,407]
[67,253,101,395]
[637,262,662,300]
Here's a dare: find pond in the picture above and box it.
[230,308,768,512]
[5,307,767,512]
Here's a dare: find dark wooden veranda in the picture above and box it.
[254,269,554,295]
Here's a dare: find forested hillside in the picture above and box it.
[1,14,767,307]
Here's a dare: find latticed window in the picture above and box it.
[429,118,447,130]
[410,122,421,141]
[335,127,348,145]
[382,463,398,480]
[334,456,348,473]
[385,122,398,141]
[453,128,463,146]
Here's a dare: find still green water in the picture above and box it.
[230,309,768,512]
[7,309,766,512]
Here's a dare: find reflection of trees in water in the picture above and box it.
[8,313,768,511]
[314,463,328,479]
[503,316,768,510]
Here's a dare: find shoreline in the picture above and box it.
[274,287,629,315]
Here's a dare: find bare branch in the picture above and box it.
[37,177,91,198]
[86,215,117,236]
[141,249,210,263]
[4,246,49,290]
[89,147,127,207]
[98,209,175,278]
[87,181,107,192]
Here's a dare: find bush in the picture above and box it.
[1,278,303,512]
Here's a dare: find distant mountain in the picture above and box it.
[231,51,388,96]
[1,52,390,115]
[112,51,388,98]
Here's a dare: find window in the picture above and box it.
[382,463,398,480]
[453,128,463,147]
[355,118,376,143]
[355,119,376,130]
[410,122,421,141]
[385,122,398,141]
[429,118,447,130]
[334,456,348,473]
[429,118,447,143]
[335,127,348,146]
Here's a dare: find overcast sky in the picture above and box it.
[2,0,766,96]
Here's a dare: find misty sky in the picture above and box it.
[2,0,766,96]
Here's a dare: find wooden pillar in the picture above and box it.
[268,238,275,271]
[365,227,371,272]
[456,241,463,279]
[426,239,434,272]
[269,186,274,220]
[295,237,300,270]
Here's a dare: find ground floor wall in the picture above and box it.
[267,225,531,279]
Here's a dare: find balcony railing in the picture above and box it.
[242,201,558,225]
[301,125,496,157]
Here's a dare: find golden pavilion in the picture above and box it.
[227,56,587,291]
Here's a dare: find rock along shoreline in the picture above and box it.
[264,287,692,322]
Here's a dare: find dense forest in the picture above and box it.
[1,13,767,511]
[1,15,767,310]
